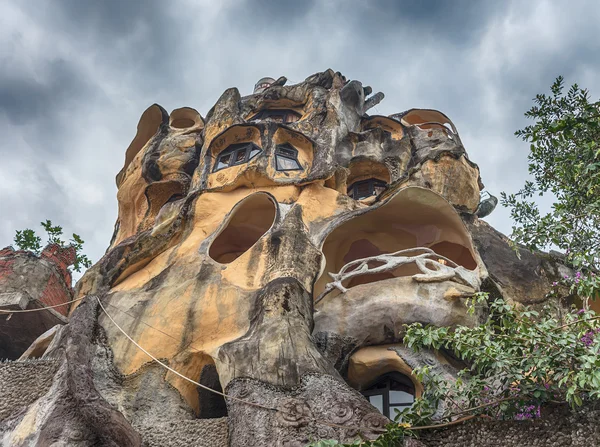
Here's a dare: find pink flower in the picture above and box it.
[580,328,600,347]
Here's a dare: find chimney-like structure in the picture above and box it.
[253,76,276,94]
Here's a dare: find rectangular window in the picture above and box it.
[348,179,388,200]
[276,156,301,171]
[216,153,232,171]
[213,143,262,172]
[389,390,414,405]
[355,182,373,199]
[275,144,302,171]
[234,149,247,165]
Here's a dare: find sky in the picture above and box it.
[1,0,600,276]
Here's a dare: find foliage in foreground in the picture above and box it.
[309,76,600,447]
[309,293,600,446]
[501,76,600,271]
[13,220,92,273]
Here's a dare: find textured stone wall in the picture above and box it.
[0,250,16,278]
[128,404,600,447]
[0,245,73,317]
[418,403,600,447]
[0,359,60,423]
[136,418,228,447]
[0,246,72,360]
[39,274,70,315]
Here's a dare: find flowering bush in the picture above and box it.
[308,77,600,447]
[400,293,600,421]
[308,294,600,446]
[549,271,600,310]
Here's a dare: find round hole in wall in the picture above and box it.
[208,193,277,264]
[171,118,196,129]
[169,107,203,129]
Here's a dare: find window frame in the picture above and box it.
[347,178,388,200]
[251,109,302,124]
[213,142,262,173]
[361,372,415,419]
[274,143,303,172]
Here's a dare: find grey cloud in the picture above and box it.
[237,0,317,25]
[0,58,91,127]
[51,0,167,36]
[346,1,504,44]
[20,0,187,93]
[0,159,70,239]
[1,0,600,267]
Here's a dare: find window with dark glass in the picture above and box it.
[347,178,387,200]
[361,372,415,419]
[251,109,301,124]
[213,143,261,172]
[274,144,302,171]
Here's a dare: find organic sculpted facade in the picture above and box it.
[0,70,567,446]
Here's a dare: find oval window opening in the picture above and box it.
[209,194,276,264]
[171,118,196,129]
[169,107,203,129]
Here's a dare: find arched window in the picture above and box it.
[347,178,387,200]
[274,143,302,171]
[361,372,415,419]
[213,143,261,172]
[251,109,301,123]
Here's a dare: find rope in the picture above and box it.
[104,302,204,354]
[0,292,388,434]
[95,296,388,434]
[96,296,273,411]
[0,296,84,313]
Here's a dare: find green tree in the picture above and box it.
[309,296,600,447]
[309,78,600,446]
[501,76,600,271]
[13,229,42,253]
[13,220,92,273]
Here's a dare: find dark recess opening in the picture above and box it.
[197,364,228,418]
[208,194,276,263]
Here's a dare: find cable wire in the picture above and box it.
[0,296,84,313]
[96,296,276,411]
[96,296,387,434]
[0,293,388,435]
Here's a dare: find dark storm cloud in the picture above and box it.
[350,1,505,44]
[22,0,187,93]
[0,59,89,126]
[52,0,167,36]
[1,0,600,270]
[234,0,500,43]
[0,57,101,161]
